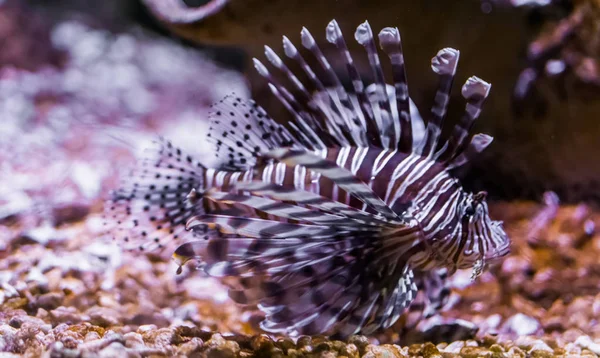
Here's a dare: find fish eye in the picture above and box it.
[464,206,475,216]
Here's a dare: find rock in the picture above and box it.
[443,341,465,354]
[460,346,489,358]
[98,342,132,358]
[35,292,64,310]
[124,332,144,349]
[176,337,203,356]
[363,344,407,358]
[0,325,18,351]
[205,334,240,358]
[87,306,120,327]
[529,350,554,358]
[141,327,175,350]
[502,314,541,336]
[528,341,553,355]
[317,351,335,358]
[250,334,274,352]
[576,336,600,356]
[542,316,564,332]
[19,225,62,246]
[274,337,295,354]
[339,343,359,358]
[7,314,46,330]
[507,347,526,358]
[489,344,507,358]
[421,342,442,358]
[49,306,84,325]
[347,335,369,355]
[564,342,582,355]
[52,203,90,226]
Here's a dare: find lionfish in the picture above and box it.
[106,19,511,337]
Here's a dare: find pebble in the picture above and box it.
[0,325,18,351]
[502,313,541,336]
[124,332,145,349]
[251,334,275,352]
[205,334,240,358]
[176,337,203,356]
[460,346,490,358]
[348,335,370,355]
[515,337,552,351]
[363,344,407,358]
[87,306,120,327]
[141,327,175,350]
[444,341,465,353]
[35,292,64,310]
[507,346,526,358]
[275,337,295,354]
[528,341,554,353]
[340,343,359,358]
[576,336,600,355]
[49,306,85,325]
[97,342,133,358]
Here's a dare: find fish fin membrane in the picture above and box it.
[207,94,298,171]
[103,137,206,254]
[403,268,452,331]
[174,232,418,337]
[174,179,425,337]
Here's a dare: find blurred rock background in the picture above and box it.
[0,0,247,229]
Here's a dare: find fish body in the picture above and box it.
[186,145,487,272]
[106,20,510,337]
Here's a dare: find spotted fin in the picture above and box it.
[103,137,205,254]
[207,95,297,171]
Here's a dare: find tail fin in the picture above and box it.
[103,137,206,254]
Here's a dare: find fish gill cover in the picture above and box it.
[104,19,511,338]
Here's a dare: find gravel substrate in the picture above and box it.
[2,192,600,357]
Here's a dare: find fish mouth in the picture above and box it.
[483,237,511,262]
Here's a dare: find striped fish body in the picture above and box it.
[204,147,452,213]
[106,20,510,337]
[202,146,459,265]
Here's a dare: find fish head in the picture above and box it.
[447,191,511,273]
